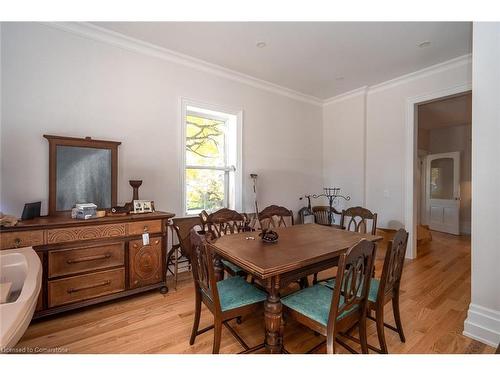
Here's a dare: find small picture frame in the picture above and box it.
[133,200,154,214]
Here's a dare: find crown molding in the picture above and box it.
[323,54,472,104]
[368,54,472,94]
[41,22,323,107]
[323,86,368,106]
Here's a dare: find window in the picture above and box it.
[182,100,241,216]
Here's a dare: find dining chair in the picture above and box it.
[367,228,409,353]
[282,239,376,354]
[312,205,342,226]
[254,204,307,288]
[167,216,203,290]
[322,228,408,353]
[203,208,252,277]
[189,228,266,354]
[258,205,294,229]
[340,206,378,235]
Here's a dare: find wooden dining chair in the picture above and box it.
[189,229,266,354]
[312,205,342,226]
[324,228,409,353]
[340,206,378,235]
[167,216,203,290]
[282,239,376,354]
[366,228,409,353]
[203,208,252,277]
[258,205,294,230]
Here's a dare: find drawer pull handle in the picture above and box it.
[66,253,112,264]
[14,238,22,248]
[67,280,111,294]
[154,240,159,245]
[144,226,149,232]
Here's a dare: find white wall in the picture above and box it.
[322,58,471,230]
[322,90,366,210]
[463,22,500,348]
[0,23,323,218]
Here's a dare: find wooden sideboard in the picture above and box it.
[0,211,175,318]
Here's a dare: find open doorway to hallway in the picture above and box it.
[415,92,472,251]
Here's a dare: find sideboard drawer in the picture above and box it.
[0,230,45,250]
[48,242,125,278]
[48,268,125,307]
[128,220,162,235]
[47,223,126,244]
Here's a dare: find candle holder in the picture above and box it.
[312,187,351,225]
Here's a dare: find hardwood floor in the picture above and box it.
[16,231,495,354]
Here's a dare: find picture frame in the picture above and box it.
[133,200,154,213]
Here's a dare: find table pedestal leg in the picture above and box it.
[265,276,282,353]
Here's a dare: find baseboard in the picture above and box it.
[463,303,500,347]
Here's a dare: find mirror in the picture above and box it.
[45,135,121,215]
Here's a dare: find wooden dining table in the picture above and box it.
[209,223,383,354]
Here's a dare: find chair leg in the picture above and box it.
[190,290,202,345]
[392,292,406,343]
[174,249,179,290]
[375,306,388,354]
[359,317,368,354]
[326,332,336,354]
[212,320,222,354]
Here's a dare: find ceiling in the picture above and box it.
[418,92,472,130]
[93,22,472,100]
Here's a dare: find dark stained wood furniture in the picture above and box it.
[258,205,294,230]
[0,211,174,318]
[203,208,252,277]
[189,229,266,354]
[167,216,203,289]
[43,135,121,216]
[366,228,409,353]
[282,239,376,354]
[209,223,382,353]
[312,205,342,227]
[340,206,378,235]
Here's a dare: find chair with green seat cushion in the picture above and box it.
[189,229,265,354]
[282,239,377,354]
[202,208,253,277]
[366,228,409,354]
[217,276,267,311]
[320,277,379,303]
[221,259,244,275]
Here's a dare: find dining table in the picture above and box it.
[208,223,383,354]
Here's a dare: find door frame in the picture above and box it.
[404,83,471,258]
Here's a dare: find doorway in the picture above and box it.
[416,92,472,253]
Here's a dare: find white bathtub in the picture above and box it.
[0,247,42,351]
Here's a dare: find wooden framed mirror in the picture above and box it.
[44,135,121,216]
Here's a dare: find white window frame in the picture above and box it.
[180,98,243,217]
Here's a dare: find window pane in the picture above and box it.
[186,168,225,215]
[430,157,454,199]
[186,114,225,167]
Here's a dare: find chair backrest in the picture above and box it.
[378,228,409,300]
[312,206,341,226]
[258,205,294,229]
[204,208,250,238]
[340,206,378,235]
[327,239,376,334]
[189,228,221,311]
[171,216,204,257]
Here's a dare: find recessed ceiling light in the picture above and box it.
[256,41,267,48]
[417,41,431,48]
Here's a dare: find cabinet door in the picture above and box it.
[129,237,162,288]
